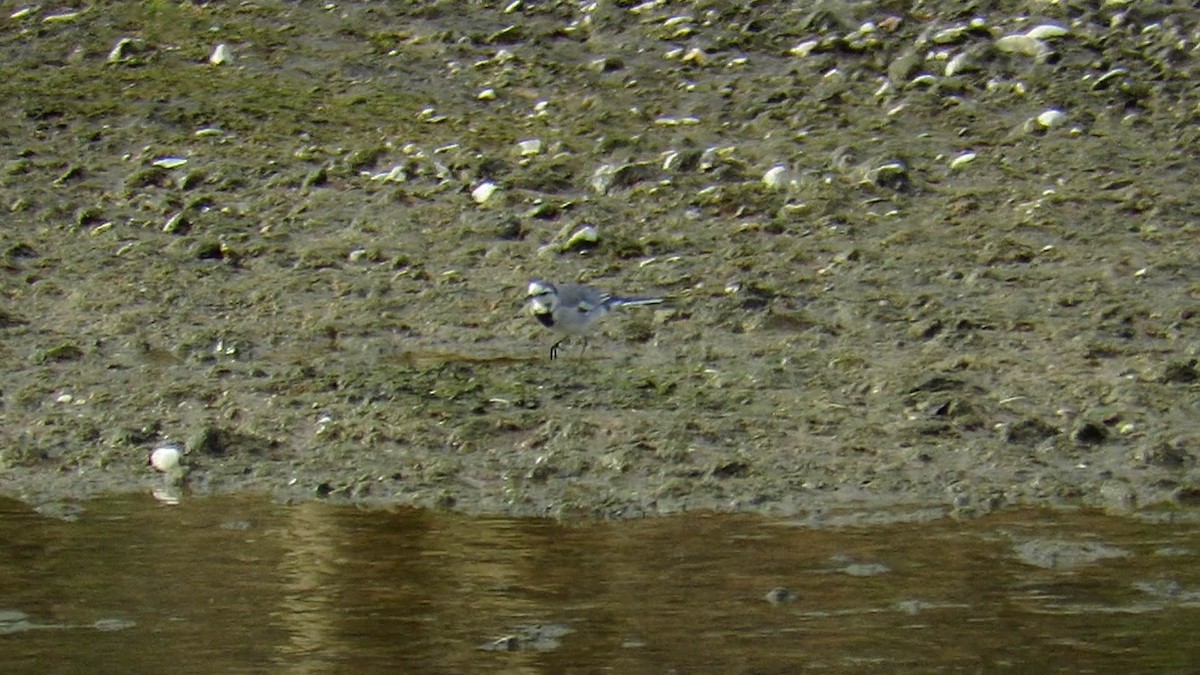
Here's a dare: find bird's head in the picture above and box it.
[526,279,559,316]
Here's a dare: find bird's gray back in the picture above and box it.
[556,283,610,309]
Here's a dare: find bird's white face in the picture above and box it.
[526,280,558,315]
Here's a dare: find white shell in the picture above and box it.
[152,156,188,169]
[471,181,498,204]
[762,165,787,189]
[1036,109,1067,128]
[564,225,599,249]
[209,43,233,65]
[949,152,977,169]
[107,37,135,63]
[680,48,707,66]
[150,446,183,472]
[931,26,967,44]
[995,35,1048,59]
[42,11,81,22]
[944,52,972,77]
[1025,24,1068,40]
[517,139,542,156]
[788,40,818,58]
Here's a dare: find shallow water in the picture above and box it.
[2,495,1198,672]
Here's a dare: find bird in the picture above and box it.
[525,279,664,359]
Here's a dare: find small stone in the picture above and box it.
[152,157,188,169]
[680,47,707,66]
[762,165,788,189]
[563,225,599,251]
[590,164,617,194]
[471,181,498,204]
[1036,109,1067,129]
[949,152,977,169]
[944,52,975,77]
[150,445,183,472]
[1025,24,1068,40]
[788,40,818,57]
[863,160,908,189]
[995,34,1050,60]
[931,26,968,44]
[162,212,189,234]
[42,11,81,22]
[209,43,233,65]
[107,37,137,63]
[517,139,542,156]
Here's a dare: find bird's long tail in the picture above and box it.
[610,296,664,308]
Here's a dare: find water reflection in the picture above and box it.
[1,496,1197,671]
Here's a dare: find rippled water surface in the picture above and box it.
[2,495,1198,671]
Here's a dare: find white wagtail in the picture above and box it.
[526,279,664,359]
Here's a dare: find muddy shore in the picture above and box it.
[1,2,1197,522]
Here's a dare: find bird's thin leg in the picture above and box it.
[550,338,566,360]
[579,336,589,358]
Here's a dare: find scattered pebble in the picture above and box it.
[107,37,138,63]
[152,156,188,169]
[762,165,788,189]
[209,43,233,65]
[162,212,188,234]
[789,40,818,58]
[863,160,908,189]
[471,181,498,204]
[150,445,183,473]
[590,164,617,194]
[416,107,447,123]
[944,51,976,77]
[1025,24,1068,40]
[931,26,969,44]
[516,139,542,156]
[42,11,81,23]
[1036,109,1067,129]
[680,47,707,66]
[995,34,1050,61]
[949,151,977,169]
[563,225,599,251]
